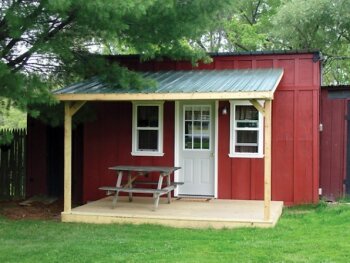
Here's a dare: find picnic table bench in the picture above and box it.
[99,165,182,211]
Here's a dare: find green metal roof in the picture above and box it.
[54,69,283,96]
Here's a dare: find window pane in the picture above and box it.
[138,130,158,151]
[202,107,210,121]
[194,137,201,149]
[137,106,158,127]
[185,108,192,120]
[193,121,201,139]
[236,105,258,123]
[236,131,258,144]
[185,135,192,149]
[202,121,209,134]
[236,120,258,128]
[202,137,210,150]
[185,121,192,135]
[193,107,201,120]
[235,146,258,153]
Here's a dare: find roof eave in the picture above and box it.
[54,91,275,102]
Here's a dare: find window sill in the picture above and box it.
[131,151,165,157]
[228,153,264,159]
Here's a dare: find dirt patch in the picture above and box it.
[0,199,63,221]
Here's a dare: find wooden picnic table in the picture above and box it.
[99,165,182,211]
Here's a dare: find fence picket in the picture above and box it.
[0,129,26,200]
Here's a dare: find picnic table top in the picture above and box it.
[108,165,181,173]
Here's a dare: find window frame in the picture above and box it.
[131,101,164,156]
[229,100,264,158]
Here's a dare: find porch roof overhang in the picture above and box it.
[54,69,284,101]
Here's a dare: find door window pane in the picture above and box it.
[202,107,210,121]
[202,121,209,134]
[193,107,201,120]
[185,108,192,120]
[185,135,192,149]
[185,121,192,135]
[194,137,201,149]
[202,137,210,150]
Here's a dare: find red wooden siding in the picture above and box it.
[26,117,48,197]
[320,88,347,200]
[26,118,84,203]
[81,53,320,205]
[83,101,175,202]
[213,54,320,205]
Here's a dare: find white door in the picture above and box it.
[178,102,215,196]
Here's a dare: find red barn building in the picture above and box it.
[27,51,321,227]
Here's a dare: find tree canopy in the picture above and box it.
[193,0,350,85]
[0,0,231,115]
[1,0,350,130]
[270,0,350,84]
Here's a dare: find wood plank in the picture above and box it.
[99,186,167,194]
[55,91,274,102]
[64,103,72,212]
[133,181,184,185]
[70,101,86,116]
[109,165,181,173]
[249,99,265,116]
[264,100,272,221]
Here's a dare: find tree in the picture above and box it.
[192,0,281,52]
[0,0,232,116]
[193,0,350,85]
[270,0,350,84]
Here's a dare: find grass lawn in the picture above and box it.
[0,203,349,263]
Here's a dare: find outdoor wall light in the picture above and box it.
[221,106,228,115]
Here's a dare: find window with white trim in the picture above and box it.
[132,102,164,156]
[229,100,263,158]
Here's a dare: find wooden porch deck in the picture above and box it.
[62,197,283,229]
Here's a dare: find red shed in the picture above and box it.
[320,86,350,200]
[27,51,321,227]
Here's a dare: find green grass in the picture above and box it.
[0,203,350,263]
[338,194,350,203]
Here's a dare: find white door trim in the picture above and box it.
[173,100,218,198]
[214,100,218,198]
[174,101,180,196]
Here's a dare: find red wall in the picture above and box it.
[83,101,175,202]
[320,88,347,200]
[82,53,320,204]
[212,55,320,205]
[26,117,48,197]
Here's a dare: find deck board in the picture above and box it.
[62,197,283,228]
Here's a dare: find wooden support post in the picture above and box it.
[264,100,272,221]
[63,101,86,213]
[64,102,72,213]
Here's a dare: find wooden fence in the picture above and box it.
[0,129,26,200]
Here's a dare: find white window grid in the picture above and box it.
[183,105,211,151]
